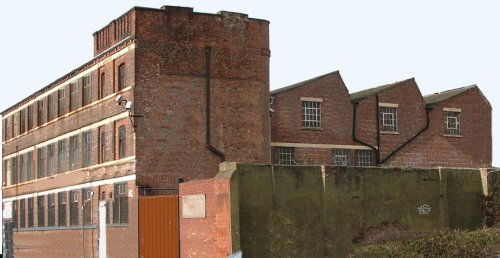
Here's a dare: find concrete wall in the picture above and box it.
[180,163,490,258]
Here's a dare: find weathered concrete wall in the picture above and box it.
[234,164,487,258]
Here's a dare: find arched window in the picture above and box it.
[117,63,125,91]
[118,126,126,159]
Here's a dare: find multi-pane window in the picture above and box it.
[58,192,67,226]
[47,144,55,176]
[70,190,79,226]
[27,105,34,130]
[27,197,34,228]
[332,149,351,166]
[83,75,92,106]
[356,150,375,167]
[82,131,91,167]
[14,113,20,137]
[13,201,18,228]
[20,109,26,134]
[276,147,295,165]
[37,196,45,227]
[301,100,321,128]
[379,106,397,132]
[70,82,79,112]
[6,116,12,140]
[19,199,26,228]
[6,159,12,186]
[19,154,26,183]
[58,140,66,173]
[48,94,56,121]
[99,73,105,99]
[58,88,66,116]
[48,194,55,227]
[69,135,78,170]
[118,63,126,90]
[37,147,45,179]
[83,188,92,225]
[118,126,126,159]
[113,183,128,224]
[99,130,106,164]
[37,100,45,126]
[12,157,17,185]
[27,151,34,181]
[445,111,460,135]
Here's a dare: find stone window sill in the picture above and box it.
[444,134,462,138]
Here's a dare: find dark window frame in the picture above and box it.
[48,194,56,227]
[82,75,92,106]
[82,131,91,167]
[113,183,128,224]
[118,63,126,91]
[118,126,126,159]
[37,196,45,227]
[58,192,67,227]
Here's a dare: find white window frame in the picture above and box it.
[379,105,397,132]
[332,149,351,166]
[276,147,295,165]
[444,109,461,135]
[301,98,322,129]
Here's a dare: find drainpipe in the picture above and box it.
[380,106,431,164]
[205,47,226,162]
[375,95,381,164]
[352,102,378,161]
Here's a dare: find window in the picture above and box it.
[69,135,78,170]
[37,147,45,179]
[83,188,92,225]
[113,183,128,224]
[58,140,66,173]
[28,105,34,130]
[356,150,375,167]
[6,159,11,186]
[82,131,91,167]
[19,154,26,183]
[27,151,34,181]
[14,113,20,137]
[12,157,17,185]
[118,126,126,159]
[70,190,79,226]
[20,109,26,134]
[48,194,55,227]
[332,149,351,166]
[118,63,126,90]
[70,82,79,112]
[13,201,18,229]
[58,192,67,226]
[301,100,321,128]
[27,197,34,228]
[6,116,12,140]
[445,111,460,135]
[99,72,105,99]
[37,196,45,227]
[58,88,66,116]
[47,144,55,176]
[83,75,92,106]
[19,199,26,228]
[99,130,106,164]
[275,147,295,165]
[379,106,397,132]
[48,94,56,121]
[37,100,45,126]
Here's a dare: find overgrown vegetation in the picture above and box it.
[351,226,500,258]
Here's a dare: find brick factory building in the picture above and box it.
[2,6,270,257]
[1,5,492,258]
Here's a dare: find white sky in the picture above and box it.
[0,1,499,165]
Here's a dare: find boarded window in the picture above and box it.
[47,144,56,176]
[20,109,26,134]
[58,88,66,116]
[118,126,126,159]
[99,129,106,164]
[27,105,34,130]
[19,199,26,228]
[83,75,92,106]
[69,135,78,170]
[70,82,79,112]
[37,147,45,179]
[27,151,33,181]
[83,188,92,225]
[27,197,34,228]
[118,63,126,90]
[58,140,66,173]
[99,73,105,99]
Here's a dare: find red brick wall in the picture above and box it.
[179,177,232,258]
[133,7,271,189]
[355,79,427,161]
[386,87,491,167]
[271,72,355,146]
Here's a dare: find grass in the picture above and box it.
[351,226,500,258]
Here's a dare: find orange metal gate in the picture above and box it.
[139,196,179,258]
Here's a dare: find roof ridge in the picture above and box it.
[270,70,340,95]
[423,84,476,97]
[350,77,415,101]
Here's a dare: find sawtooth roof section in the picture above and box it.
[270,71,343,95]
[423,85,477,107]
[350,78,415,102]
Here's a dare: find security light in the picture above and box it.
[125,101,132,110]
[115,95,123,105]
